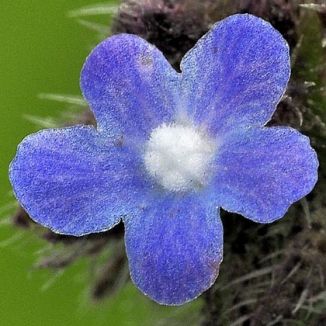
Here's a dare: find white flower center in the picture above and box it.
[144,123,216,192]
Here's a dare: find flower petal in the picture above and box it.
[81,34,180,138]
[211,127,318,223]
[124,194,223,305]
[9,126,148,236]
[180,14,290,135]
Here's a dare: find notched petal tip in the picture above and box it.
[212,127,319,224]
[9,126,141,236]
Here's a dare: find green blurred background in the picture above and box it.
[0,1,198,325]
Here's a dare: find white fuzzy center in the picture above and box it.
[144,123,216,192]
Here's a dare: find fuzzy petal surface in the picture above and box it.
[124,194,223,305]
[211,127,318,223]
[180,14,290,135]
[81,34,180,138]
[9,126,148,236]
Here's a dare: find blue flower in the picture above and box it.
[9,14,318,305]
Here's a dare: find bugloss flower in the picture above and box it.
[9,14,318,305]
